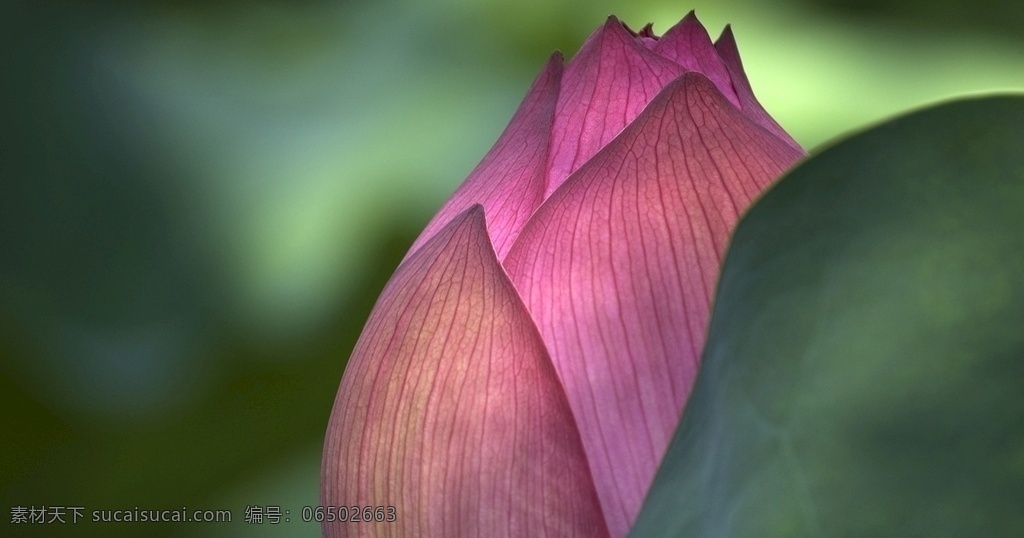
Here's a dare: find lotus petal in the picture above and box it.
[324,206,608,537]
[503,73,804,536]
[544,16,684,196]
[653,11,739,108]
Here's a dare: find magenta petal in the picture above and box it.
[323,206,608,538]
[544,16,684,197]
[653,11,740,108]
[404,55,562,262]
[714,25,803,151]
[502,73,804,536]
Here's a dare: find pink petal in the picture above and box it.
[714,25,803,151]
[502,73,804,536]
[544,16,684,197]
[323,206,608,537]
[652,11,740,108]
[404,54,563,262]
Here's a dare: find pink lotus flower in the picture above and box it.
[323,12,804,537]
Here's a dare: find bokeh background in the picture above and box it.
[2,0,1022,536]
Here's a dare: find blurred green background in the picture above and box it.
[1,0,1021,536]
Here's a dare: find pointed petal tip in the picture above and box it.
[605,15,629,36]
[537,50,565,79]
[715,24,737,49]
[591,14,655,45]
[465,202,485,221]
[680,10,709,31]
[677,9,716,38]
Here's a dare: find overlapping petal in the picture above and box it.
[323,206,608,537]
[653,11,739,108]
[502,73,805,536]
[544,16,685,197]
[404,55,563,261]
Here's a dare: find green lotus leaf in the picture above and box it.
[632,96,1024,537]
